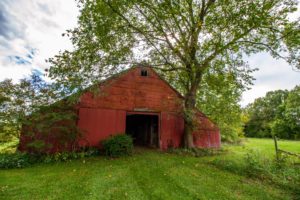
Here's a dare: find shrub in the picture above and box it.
[244,150,266,177]
[26,140,49,154]
[0,147,100,169]
[0,153,33,169]
[102,134,133,157]
[210,149,300,194]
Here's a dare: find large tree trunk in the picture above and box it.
[183,83,198,148]
[183,120,195,148]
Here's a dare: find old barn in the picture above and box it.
[19,66,220,152]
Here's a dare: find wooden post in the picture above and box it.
[273,136,279,160]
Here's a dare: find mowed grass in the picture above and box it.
[0,138,299,200]
[225,138,300,158]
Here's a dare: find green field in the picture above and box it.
[0,138,299,200]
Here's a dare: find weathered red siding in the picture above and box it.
[79,67,183,113]
[160,112,184,149]
[193,111,221,148]
[19,66,221,152]
[77,108,126,147]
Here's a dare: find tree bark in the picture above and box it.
[184,120,195,148]
[183,83,198,148]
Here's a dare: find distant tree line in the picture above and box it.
[244,85,300,139]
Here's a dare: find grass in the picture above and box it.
[0,138,299,200]
[224,138,300,158]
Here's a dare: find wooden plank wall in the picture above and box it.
[77,108,126,147]
[79,67,183,113]
[193,111,221,148]
[160,112,184,149]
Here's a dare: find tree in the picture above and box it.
[283,86,300,139]
[0,73,79,152]
[48,0,300,147]
[244,90,289,138]
[245,86,300,139]
[196,64,254,142]
[0,74,52,142]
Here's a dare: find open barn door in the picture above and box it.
[126,113,159,148]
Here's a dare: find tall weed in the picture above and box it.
[210,149,300,195]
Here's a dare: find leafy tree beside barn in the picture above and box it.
[0,73,80,153]
[47,0,299,147]
[1,0,300,148]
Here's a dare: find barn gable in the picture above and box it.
[79,66,184,113]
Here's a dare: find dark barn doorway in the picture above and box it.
[126,113,159,148]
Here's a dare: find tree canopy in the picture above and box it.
[0,73,79,152]
[46,0,300,146]
[244,85,300,139]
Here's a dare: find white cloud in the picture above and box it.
[241,53,300,106]
[0,0,79,81]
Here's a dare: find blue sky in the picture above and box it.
[0,0,299,106]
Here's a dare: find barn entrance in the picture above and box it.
[125,113,159,148]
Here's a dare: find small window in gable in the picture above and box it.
[141,69,148,77]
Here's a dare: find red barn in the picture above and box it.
[19,66,220,152]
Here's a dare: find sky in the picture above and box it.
[0,0,299,107]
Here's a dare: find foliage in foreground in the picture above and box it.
[0,148,99,169]
[102,134,133,157]
[244,85,300,139]
[210,149,300,195]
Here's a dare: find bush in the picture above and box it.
[0,153,33,169]
[210,150,300,194]
[244,150,266,177]
[26,140,49,154]
[102,134,133,157]
[0,147,100,169]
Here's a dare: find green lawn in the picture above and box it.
[225,138,300,158]
[0,138,299,200]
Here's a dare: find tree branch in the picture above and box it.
[237,40,288,60]
[104,1,178,69]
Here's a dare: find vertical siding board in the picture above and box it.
[78,108,126,147]
[161,112,184,150]
[79,67,183,113]
[193,111,221,148]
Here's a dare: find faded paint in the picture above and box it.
[19,66,221,152]
[77,108,126,147]
[79,67,183,113]
[193,111,221,148]
[160,112,184,149]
